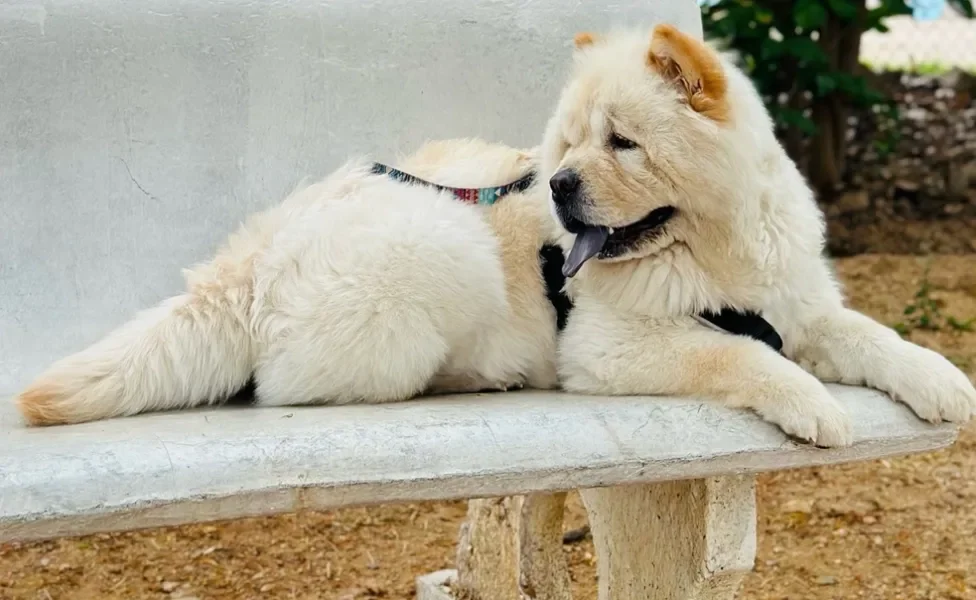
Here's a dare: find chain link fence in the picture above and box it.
[860,2,976,70]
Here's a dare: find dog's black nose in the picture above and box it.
[549,169,580,205]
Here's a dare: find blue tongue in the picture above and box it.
[562,226,609,278]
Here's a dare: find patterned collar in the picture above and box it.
[371,163,537,205]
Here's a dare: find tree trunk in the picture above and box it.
[809,0,867,201]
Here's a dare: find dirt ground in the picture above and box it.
[2,254,976,600]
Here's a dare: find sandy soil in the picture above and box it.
[2,255,976,600]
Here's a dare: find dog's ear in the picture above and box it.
[573,32,599,50]
[647,24,729,122]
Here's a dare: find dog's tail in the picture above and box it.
[16,290,254,426]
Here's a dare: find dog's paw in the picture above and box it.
[495,381,524,393]
[886,346,976,423]
[474,379,525,394]
[758,381,854,448]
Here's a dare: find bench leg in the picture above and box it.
[580,476,756,600]
[451,493,571,600]
[455,497,520,600]
[519,492,573,600]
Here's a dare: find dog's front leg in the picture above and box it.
[559,314,852,446]
[790,307,976,423]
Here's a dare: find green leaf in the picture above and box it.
[826,0,859,20]
[775,107,818,135]
[793,0,828,28]
[827,72,890,105]
[947,0,975,18]
[782,37,828,65]
[759,37,784,60]
[815,73,837,94]
[947,316,976,331]
[880,0,913,16]
[904,305,917,315]
[756,8,774,24]
[864,6,898,32]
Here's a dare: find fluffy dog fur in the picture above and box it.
[547,25,976,446]
[17,141,559,425]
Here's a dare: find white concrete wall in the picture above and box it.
[0,1,703,394]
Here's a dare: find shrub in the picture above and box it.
[700,0,975,199]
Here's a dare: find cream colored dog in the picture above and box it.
[17,141,560,425]
[547,25,976,446]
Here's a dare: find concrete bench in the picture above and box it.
[0,1,962,599]
[1,388,958,599]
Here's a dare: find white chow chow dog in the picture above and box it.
[548,25,976,446]
[17,24,976,447]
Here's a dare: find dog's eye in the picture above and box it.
[609,133,638,151]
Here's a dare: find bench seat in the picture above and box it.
[1,385,956,543]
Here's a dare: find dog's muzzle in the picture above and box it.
[549,168,676,278]
[549,168,581,206]
[549,169,590,234]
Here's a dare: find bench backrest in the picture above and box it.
[0,0,704,395]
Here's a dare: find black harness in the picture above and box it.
[373,163,784,352]
[698,309,783,352]
[538,242,782,351]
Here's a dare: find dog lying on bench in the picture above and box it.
[18,25,974,446]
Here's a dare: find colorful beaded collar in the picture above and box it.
[370,163,537,206]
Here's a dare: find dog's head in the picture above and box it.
[542,25,772,280]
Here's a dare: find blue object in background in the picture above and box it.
[910,0,946,21]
